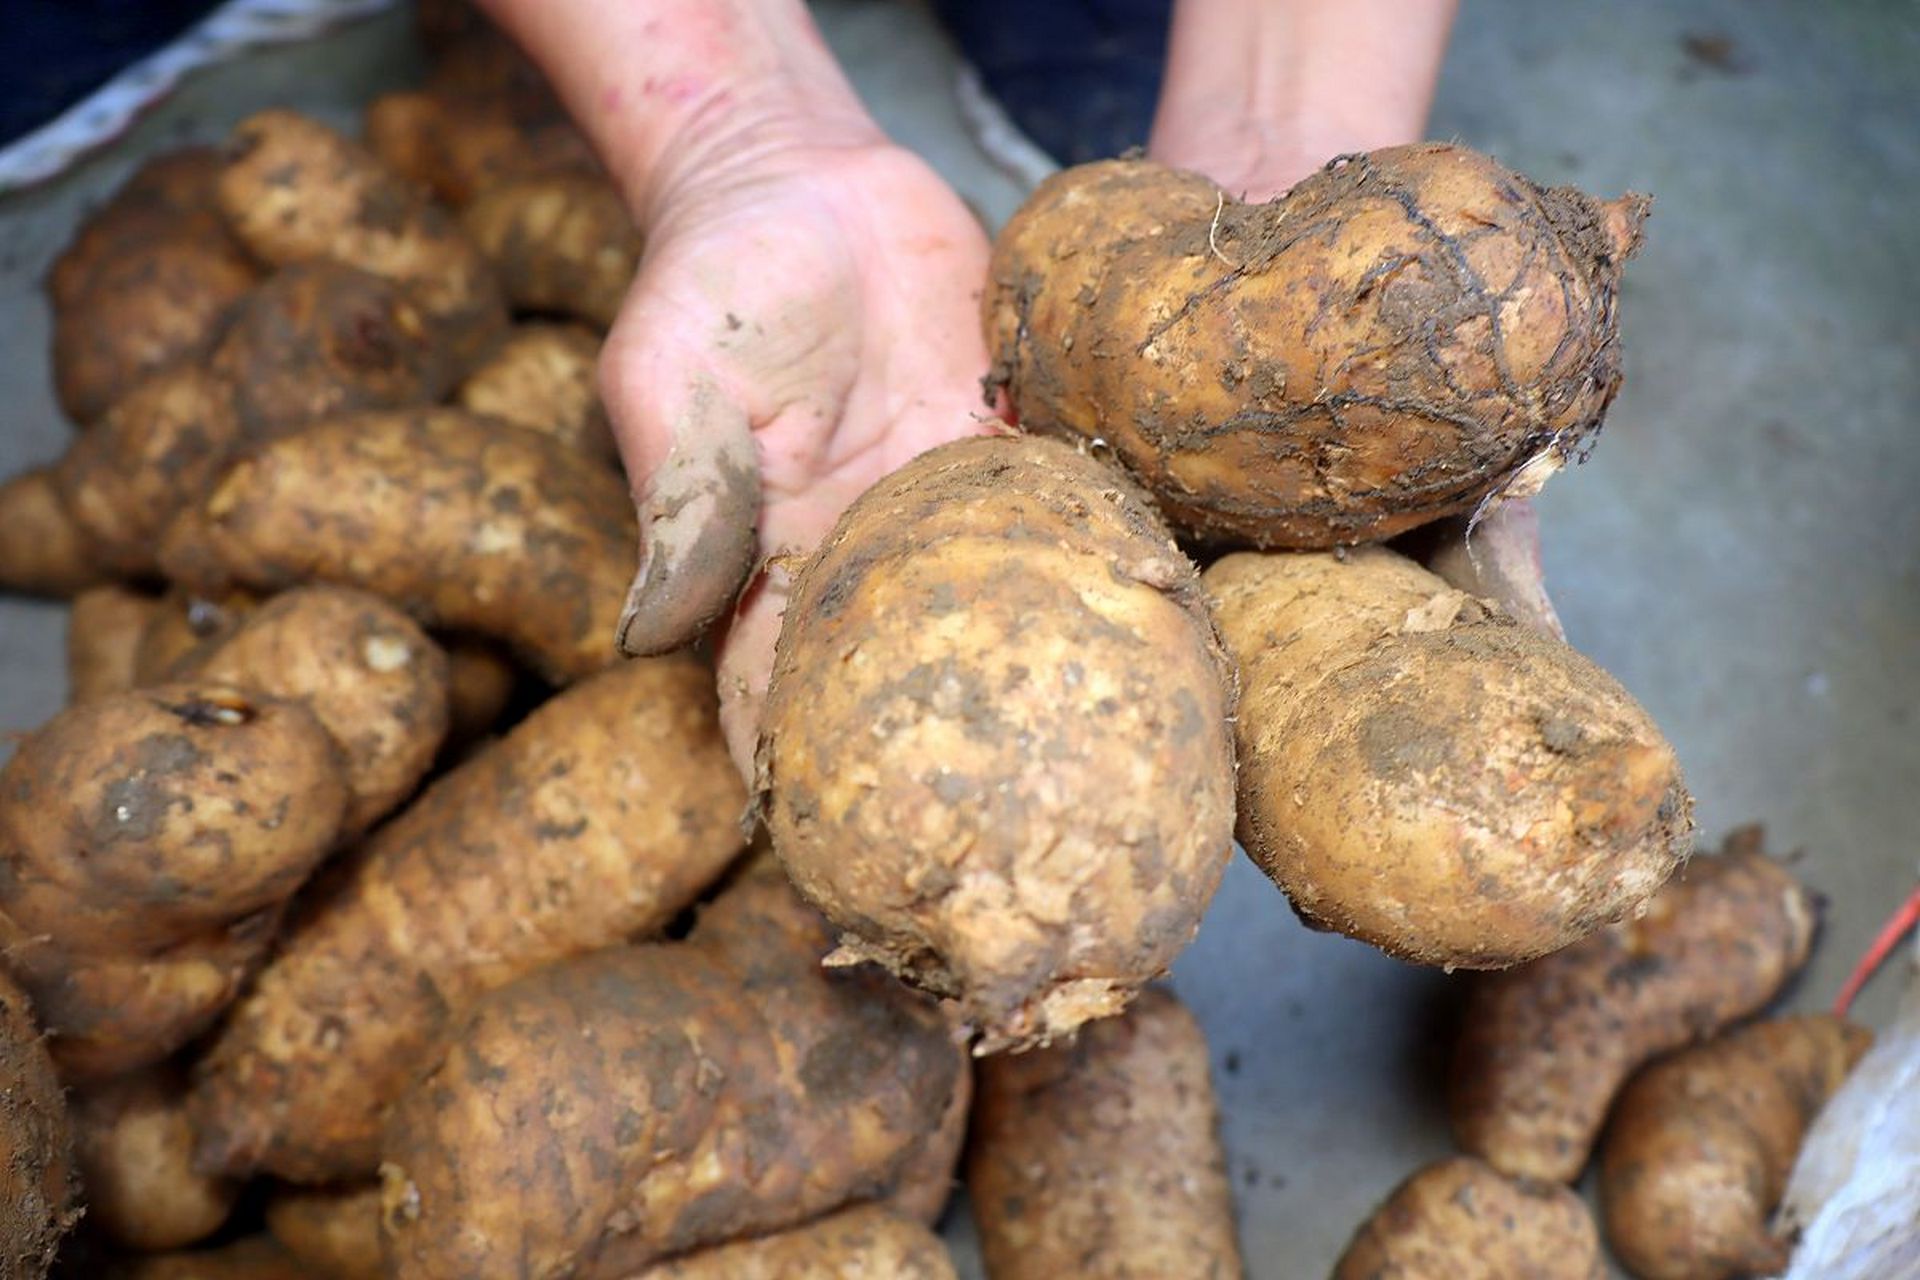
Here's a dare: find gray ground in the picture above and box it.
[1,1,1914,1276]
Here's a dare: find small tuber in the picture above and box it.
[189,654,745,1182]
[0,685,348,1081]
[1600,1014,1872,1280]
[378,858,962,1279]
[159,408,634,684]
[73,1065,238,1252]
[1332,1156,1603,1279]
[968,985,1244,1279]
[1450,829,1819,1182]
[67,586,159,705]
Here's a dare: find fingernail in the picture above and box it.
[614,501,657,657]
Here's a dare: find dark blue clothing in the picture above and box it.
[0,2,220,143]
[928,0,1174,165]
[0,0,1173,166]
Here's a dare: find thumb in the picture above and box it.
[1415,499,1565,640]
[600,326,762,658]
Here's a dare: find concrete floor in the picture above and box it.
[1,2,1916,1276]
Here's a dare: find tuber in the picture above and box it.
[1600,1014,1871,1280]
[460,173,639,329]
[1203,544,1690,968]
[48,148,237,310]
[102,1237,319,1280]
[266,1184,382,1280]
[67,586,159,704]
[189,654,745,1182]
[364,91,595,211]
[637,1205,957,1279]
[133,589,257,686]
[54,366,245,580]
[0,467,105,598]
[1450,829,1819,1182]
[984,145,1648,547]
[759,435,1236,1050]
[886,1054,972,1226]
[968,985,1243,1279]
[169,585,450,833]
[0,685,348,1081]
[454,322,616,462]
[159,408,634,684]
[216,110,505,367]
[1332,1155,1602,1280]
[56,261,457,581]
[52,237,257,428]
[206,262,459,439]
[378,858,961,1279]
[48,147,257,426]
[440,637,518,748]
[73,1065,238,1252]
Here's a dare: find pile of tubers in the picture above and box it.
[0,3,1873,1278]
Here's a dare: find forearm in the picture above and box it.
[475,0,881,216]
[1149,0,1458,199]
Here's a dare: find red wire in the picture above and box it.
[1833,882,1920,1019]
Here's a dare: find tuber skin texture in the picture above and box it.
[454,322,617,462]
[370,14,596,208]
[102,1236,320,1279]
[984,146,1648,548]
[1600,1014,1872,1280]
[885,1053,972,1226]
[0,467,105,598]
[363,91,596,211]
[55,366,246,580]
[73,1065,238,1252]
[634,1205,957,1279]
[378,858,962,1280]
[1450,829,1820,1183]
[266,1184,382,1280]
[968,986,1243,1280]
[460,173,640,329]
[0,685,349,1082]
[158,408,634,684]
[215,110,506,368]
[169,586,450,833]
[10,932,272,1088]
[759,436,1237,1051]
[48,147,258,426]
[188,654,746,1183]
[258,1187,958,1280]
[48,148,235,310]
[207,262,458,439]
[52,237,258,429]
[0,970,79,1279]
[268,1166,967,1280]
[1332,1156,1603,1280]
[67,586,160,705]
[56,263,453,582]
[1203,545,1691,969]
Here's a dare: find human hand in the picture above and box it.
[602,137,998,773]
